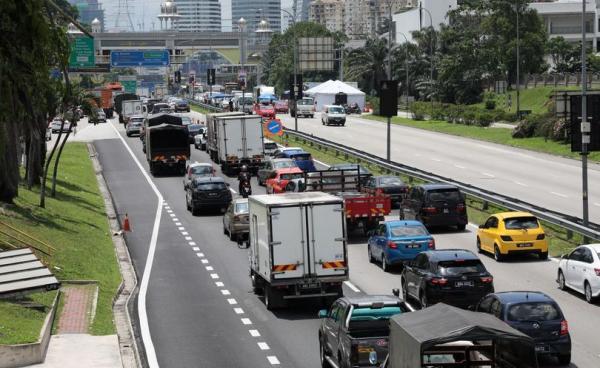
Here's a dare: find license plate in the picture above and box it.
[208,193,217,196]
[455,281,474,287]
[406,244,420,249]
[535,345,548,352]
[443,208,449,214]
[517,243,533,248]
[300,283,319,289]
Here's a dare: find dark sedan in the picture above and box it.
[174,99,190,112]
[186,124,204,143]
[364,176,408,207]
[476,291,571,365]
[185,177,232,215]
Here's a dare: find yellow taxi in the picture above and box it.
[476,212,548,262]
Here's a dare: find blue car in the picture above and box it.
[368,220,434,272]
[274,148,317,172]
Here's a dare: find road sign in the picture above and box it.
[69,36,95,68]
[119,76,137,94]
[110,50,170,67]
[265,119,283,137]
[207,68,216,85]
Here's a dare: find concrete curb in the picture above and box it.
[87,143,141,368]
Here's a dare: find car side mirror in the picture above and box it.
[478,224,486,229]
[318,309,328,318]
[392,288,400,297]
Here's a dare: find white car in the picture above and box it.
[557,244,600,303]
[183,162,215,189]
[50,119,71,133]
[194,133,207,151]
[321,105,347,126]
[263,139,278,156]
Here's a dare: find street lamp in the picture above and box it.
[419,6,435,112]
[239,17,247,114]
[397,32,410,112]
[494,0,521,117]
[581,0,590,226]
[281,8,299,131]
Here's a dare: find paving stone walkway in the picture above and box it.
[56,284,96,334]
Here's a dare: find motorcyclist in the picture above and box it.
[238,165,251,193]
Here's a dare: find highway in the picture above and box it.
[89,112,600,368]
[279,113,600,225]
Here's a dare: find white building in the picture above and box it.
[530,0,598,50]
[175,0,222,32]
[309,0,345,33]
[393,0,458,43]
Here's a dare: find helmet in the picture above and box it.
[241,165,248,172]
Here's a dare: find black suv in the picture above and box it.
[401,183,467,230]
[399,249,494,309]
[186,177,232,215]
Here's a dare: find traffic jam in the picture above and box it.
[117,91,600,368]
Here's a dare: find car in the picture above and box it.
[177,115,192,126]
[263,139,279,157]
[367,220,435,272]
[185,176,232,215]
[174,99,190,112]
[401,249,494,310]
[222,198,249,240]
[253,102,276,119]
[557,243,600,303]
[50,119,71,133]
[257,158,298,186]
[151,103,171,114]
[321,105,347,126]
[401,183,468,231]
[327,163,371,186]
[290,97,315,118]
[273,100,289,113]
[186,123,204,143]
[476,291,571,365]
[273,148,317,172]
[477,212,548,262]
[235,96,254,114]
[265,167,305,194]
[364,176,409,207]
[183,162,215,190]
[194,133,207,151]
[126,120,143,137]
[96,109,107,123]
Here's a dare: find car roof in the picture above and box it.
[326,105,344,108]
[275,167,303,174]
[492,211,536,219]
[583,244,600,251]
[193,176,225,183]
[424,249,478,262]
[232,198,249,204]
[385,220,425,227]
[340,295,403,307]
[190,162,212,167]
[419,183,460,191]
[130,115,144,119]
[492,291,556,304]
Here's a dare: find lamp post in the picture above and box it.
[397,32,410,112]
[581,0,590,226]
[239,17,247,114]
[495,0,521,117]
[419,6,435,112]
[281,8,299,131]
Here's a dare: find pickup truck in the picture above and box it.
[318,295,410,368]
[290,97,315,118]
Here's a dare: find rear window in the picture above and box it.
[380,177,404,185]
[191,166,212,175]
[427,188,462,202]
[195,182,227,191]
[264,142,278,149]
[350,306,403,321]
[130,118,144,123]
[504,216,539,230]
[329,107,345,113]
[298,99,313,105]
[281,173,303,180]
[291,153,311,161]
[390,225,428,237]
[507,302,560,322]
[235,202,249,213]
[274,161,297,169]
[188,125,201,132]
[437,260,486,276]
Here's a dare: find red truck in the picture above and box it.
[92,82,123,118]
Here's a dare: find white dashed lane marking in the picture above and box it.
[185,236,192,241]
[241,318,252,325]
[201,259,209,264]
[454,164,466,169]
[178,227,185,231]
[550,191,568,198]
[210,273,219,279]
[267,356,280,365]
[234,308,244,314]
[182,231,189,236]
[481,172,495,178]
[227,298,237,305]
[344,281,361,293]
[258,342,270,350]
[188,241,196,246]
[215,281,224,287]
[249,330,260,337]
[221,289,231,295]
[206,266,214,271]
[192,247,200,251]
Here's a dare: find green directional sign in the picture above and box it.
[69,36,95,68]
[119,76,137,94]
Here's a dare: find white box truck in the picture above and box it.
[206,114,264,175]
[122,100,143,125]
[248,192,348,309]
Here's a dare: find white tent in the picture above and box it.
[304,80,366,112]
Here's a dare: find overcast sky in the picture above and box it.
[100,0,292,32]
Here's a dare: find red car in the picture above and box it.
[253,102,276,120]
[266,167,304,194]
[274,100,289,113]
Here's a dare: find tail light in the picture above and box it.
[480,276,493,283]
[536,234,545,240]
[429,277,448,286]
[387,241,398,249]
[375,188,384,196]
[560,320,569,336]
[594,268,600,276]
[428,238,435,249]
[422,206,437,214]
[456,203,466,213]
[500,235,512,241]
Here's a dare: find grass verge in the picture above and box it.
[364,114,600,162]
[0,291,57,344]
[276,133,582,256]
[0,143,121,342]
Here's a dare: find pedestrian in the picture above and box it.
[229,99,234,112]
[72,120,77,136]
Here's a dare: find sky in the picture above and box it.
[100,0,293,32]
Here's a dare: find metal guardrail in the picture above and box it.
[284,129,600,242]
[187,99,224,113]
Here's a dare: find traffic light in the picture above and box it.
[174,71,181,83]
[288,74,303,100]
[379,80,399,117]
[207,69,216,86]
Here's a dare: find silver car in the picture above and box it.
[222,198,249,240]
[183,162,215,190]
[50,119,71,133]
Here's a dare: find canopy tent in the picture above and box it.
[388,303,538,368]
[304,80,366,112]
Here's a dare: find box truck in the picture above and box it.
[121,100,143,125]
[248,192,348,310]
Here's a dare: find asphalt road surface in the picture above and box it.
[279,113,600,225]
[90,113,599,368]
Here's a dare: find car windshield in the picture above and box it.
[504,216,539,230]
[281,173,303,180]
[427,188,462,202]
[298,99,313,105]
[235,202,249,213]
[274,161,297,169]
[195,182,226,190]
[130,118,144,123]
[437,260,486,276]
[507,302,560,322]
[191,166,212,175]
[329,107,345,113]
[389,225,428,237]
[380,177,403,185]
[264,142,278,150]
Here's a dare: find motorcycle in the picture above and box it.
[240,180,252,198]
[347,102,361,114]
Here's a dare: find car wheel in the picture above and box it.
[476,237,483,254]
[585,281,595,303]
[368,245,374,263]
[539,251,548,260]
[558,270,567,291]
[401,278,408,301]
[419,291,428,309]
[382,255,390,272]
[320,340,331,368]
[558,353,571,366]
[456,224,466,231]
[191,205,199,216]
[494,244,504,262]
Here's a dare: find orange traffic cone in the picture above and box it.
[122,213,131,232]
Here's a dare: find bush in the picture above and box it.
[485,98,496,110]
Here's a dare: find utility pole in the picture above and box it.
[516,1,520,117]
[582,0,590,226]
[386,0,393,161]
[282,8,299,131]
[239,18,247,114]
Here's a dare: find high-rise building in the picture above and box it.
[175,0,222,32]
[309,0,344,33]
[69,0,105,31]
[344,0,377,38]
[293,0,311,21]
[232,0,282,36]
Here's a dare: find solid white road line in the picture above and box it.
[513,181,529,187]
[249,330,261,337]
[454,164,466,169]
[109,122,161,368]
[481,172,495,178]
[344,281,361,293]
[267,356,280,365]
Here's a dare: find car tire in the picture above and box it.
[494,244,504,262]
[191,205,199,216]
[585,281,595,304]
[476,237,483,254]
[456,224,466,231]
[401,278,408,301]
[319,340,331,368]
[368,245,374,263]
[558,353,571,366]
[539,251,548,260]
[382,255,390,272]
[557,270,567,291]
[419,291,428,309]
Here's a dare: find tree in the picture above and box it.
[547,37,578,73]
[345,38,388,95]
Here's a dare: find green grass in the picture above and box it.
[364,114,600,162]
[216,48,240,64]
[0,291,57,344]
[190,103,216,115]
[279,132,583,256]
[0,143,121,341]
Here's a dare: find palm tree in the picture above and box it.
[344,38,388,95]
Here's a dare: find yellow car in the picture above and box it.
[476,212,548,261]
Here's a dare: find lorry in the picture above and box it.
[318,295,410,368]
[121,100,143,125]
[248,192,348,310]
[92,82,123,118]
[143,113,189,176]
[113,93,139,124]
[205,113,264,175]
[290,96,315,118]
[253,85,275,100]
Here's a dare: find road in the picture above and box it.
[279,113,600,225]
[88,112,600,368]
